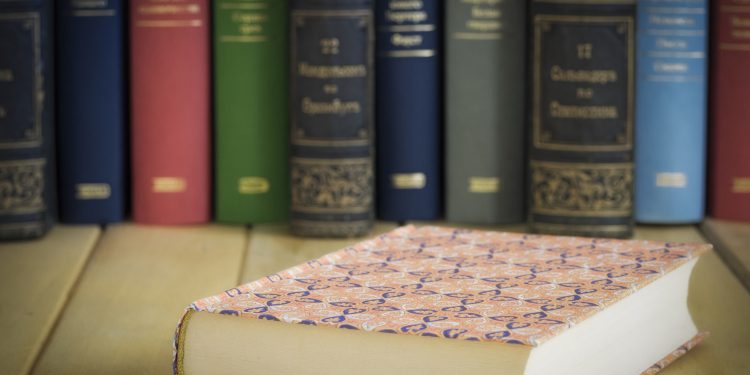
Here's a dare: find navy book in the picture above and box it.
[57,0,125,223]
[375,0,442,221]
[289,0,375,238]
[0,0,56,240]
[634,0,707,224]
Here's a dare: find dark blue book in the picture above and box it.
[375,0,442,221]
[289,0,375,237]
[634,0,707,224]
[0,0,56,240]
[56,0,125,223]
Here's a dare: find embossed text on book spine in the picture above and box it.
[528,0,636,238]
[0,0,56,240]
[289,0,375,237]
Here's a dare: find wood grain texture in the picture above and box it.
[700,218,750,291]
[0,225,101,375]
[31,224,247,375]
[634,225,750,374]
[241,223,398,283]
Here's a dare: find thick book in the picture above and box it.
[445,0,525,224]
[130,0,211,224]
[214,0,289,224]
[57,0,126,224]
[174,225,710,374]
[0,0,56,240]
[289,0,375,237]
[709,0,750,222]
[375,0,441,221]
[634,0,708,224]
[528,0,636,238]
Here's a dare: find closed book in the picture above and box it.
[528,0,636,238]
[214,0,289,224]
[445,0,525,224]
[0,0,56,240]
[375,0,441,221]
[709,0,750,222]
[130,0,211,224]
[57,0,126,224]
[289,0,375,237]
[174,226,710,375]
[634,0,708,224]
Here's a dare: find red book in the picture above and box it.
[130,0,211,224]
[710,0,750,221]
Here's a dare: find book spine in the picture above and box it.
[0,0,55,240]
[710,0,750,221]
[289,0,375,237]
[445,0,525,224]
[375,0,441,221]
[130,0,210,224]
[57,0,126,224]
[214,0,289,224]
[528,0,636,238]
[635,0,707,224]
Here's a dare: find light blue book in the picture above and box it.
[635,0,708,223]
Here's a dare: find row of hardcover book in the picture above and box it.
[1,0,748,241]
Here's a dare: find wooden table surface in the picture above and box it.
[0,222,748,374]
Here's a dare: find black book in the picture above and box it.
[528,0,636,238]
[0,0,56,240]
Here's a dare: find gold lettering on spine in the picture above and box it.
[733,178,750,193]
[533,15,634,151]
[0,70,14,82]
[391,173,427,189]
[135,1,203,29]
[238,177,269,194]
[76,184,112,199]
[720,2,750,50]
[454,0,503,40]
[219,1,272,43]
[152,177,187,193]
[468,177,500,193]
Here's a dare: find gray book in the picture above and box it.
[445,0,526,224]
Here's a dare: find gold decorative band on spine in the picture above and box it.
[732,178,750,193]
[469,177,500,193]
[380,49,435,58]
[392,173,426,190]
[220,35,269,43]
[655,173,687,188]
[76,183,112,200]
[152,177,187,193]
[72,9,117,17]
[238,177,269,194]
[532,222,631,234]
[219,2,269,11]
[135,19,203,28]
[453,32,502,40]
[378,24,435,32]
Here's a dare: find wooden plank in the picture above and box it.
[0,225,101,375]
[700,218,750,291]
[31,224,247,375]
[241,223,398,283]
[633,225,750,374]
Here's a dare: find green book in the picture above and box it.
[214,0,289,223]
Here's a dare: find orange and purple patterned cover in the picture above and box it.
[176,226,711,371]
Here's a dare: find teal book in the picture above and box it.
[214,0,289,223]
